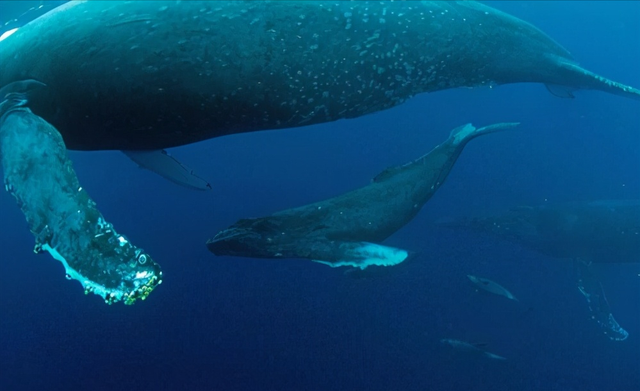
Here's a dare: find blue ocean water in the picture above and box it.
[0,2,638,391]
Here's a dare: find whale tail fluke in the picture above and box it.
[550,56,640,101]
[449,122,520,146]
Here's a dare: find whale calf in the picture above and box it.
[438,200,640,341]
[208,122,519,267]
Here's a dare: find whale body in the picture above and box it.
[440,200,640,264]
[438,200,639,341]
[0,1,638,151]
[207,122,518,268]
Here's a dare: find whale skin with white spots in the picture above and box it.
[1,1,638,151]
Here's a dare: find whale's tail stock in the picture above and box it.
[544,55,640,101]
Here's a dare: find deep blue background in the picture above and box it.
[1,2,639,391]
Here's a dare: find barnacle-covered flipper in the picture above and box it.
[576,260,628,341]
[0,107,162,305]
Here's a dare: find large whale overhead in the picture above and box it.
[438,200,640,341]
[0,1,638,153]
[207,122,519,268]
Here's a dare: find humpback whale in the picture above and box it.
[207,122,519,267]
[0,1,637,152]
[1,0,635,187]
[1,1,638,304]
[438,200,640,341]
[467,275,519,302]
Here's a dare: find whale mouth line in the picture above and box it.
[209,227,260,243]
[206,226,274,257]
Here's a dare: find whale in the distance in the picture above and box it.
[439,201,640,264]
[467,275,519,302]
[438,200,640,341]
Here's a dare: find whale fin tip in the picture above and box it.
[545,83,576,98]
[123,149,212,191]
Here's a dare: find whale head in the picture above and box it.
[207,216,296,259]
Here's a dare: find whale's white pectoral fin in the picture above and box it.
[123,150,212,191]
[545,83,576,98]
[311,242,409,270]
[576,260,629,341]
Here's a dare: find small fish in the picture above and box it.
[467,275,519,301]
[441,338,507,360]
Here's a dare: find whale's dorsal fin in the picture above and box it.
[123,150,212,191]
